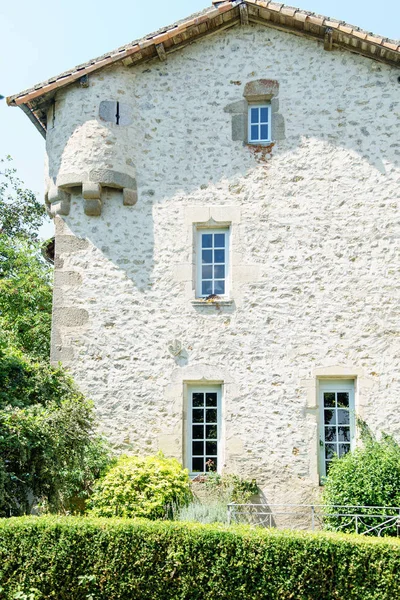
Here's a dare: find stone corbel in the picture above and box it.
[45,183,71,216]
[82,182,102,216]
[46,169,138,217]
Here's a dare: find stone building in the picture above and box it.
[8,0,400,505]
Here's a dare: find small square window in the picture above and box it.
[197,228,230,298]
[248,104,271,144]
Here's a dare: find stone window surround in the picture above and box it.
[225,79,285,144]
[172,205,262,307]
[302,365,374,485]
[160,363,238,470]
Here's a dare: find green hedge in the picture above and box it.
[0,517,399,599]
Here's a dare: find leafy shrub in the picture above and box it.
[0,516,400,599]
[323,434,400,534]
[0,394,111,517]
[88,453,191,519]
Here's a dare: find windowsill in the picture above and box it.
[247,140,274,146]
[192,298,234,307]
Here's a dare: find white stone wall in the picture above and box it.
[49,23,400,504]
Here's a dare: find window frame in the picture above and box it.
[248,103,272,144]
[318,379,356,480]
[196,227,230,299]
[187,385,222,476]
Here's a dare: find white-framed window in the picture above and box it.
[319,379,356,479]
[248,104,271,144]
[187,385,221,474]
[196,228,230,298]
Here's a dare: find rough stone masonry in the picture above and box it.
[40,21,400,505]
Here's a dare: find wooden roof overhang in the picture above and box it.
[7,0,400,137]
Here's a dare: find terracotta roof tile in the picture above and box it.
[337,24,354,34]
[281,7,297,17]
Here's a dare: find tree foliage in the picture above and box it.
[0,237,52,359]
[0,156,45,241]
[88,453,192,519]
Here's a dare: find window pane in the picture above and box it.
[192,409,204,423]
[337,393,349,408]
[206,441,217,455]
[206,409,218,423]
[337,410,350,425]
[339,443,350,458]
[206,393,217,407]
[192,425,203,439]
[214,249,225,263]
[251,125,258,141]
[202,281,212,296]
[214,280,225,295]
[202,250,212,264]
[324,410,336,425]
[214,265,225,279]
[325,444,337,460]
[192,393,204,407]
[260,124,269,140]
[325,427,337,442]
[202,234,212,248]
[323,393,335,408]
[325,461,332,475]
[338,427,350,442]
[192,441,204,455]
[206,425,217,439]
[192,457,204,472]
[250,107,259,124]
[202,265,212,279]
[214,233,225,248]
[206,458,217,472]
[260,107,269,122]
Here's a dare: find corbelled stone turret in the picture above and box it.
[45,83,138,217]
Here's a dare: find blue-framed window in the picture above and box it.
[197,229,229,298]
[248,104,271,143]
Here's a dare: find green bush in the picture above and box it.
[0,516,399,599]
[323,434,400,535]
[88,453,191,519]
[0,394,111,517]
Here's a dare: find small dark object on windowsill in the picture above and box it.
[205,294,221,302]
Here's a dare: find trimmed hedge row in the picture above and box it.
[0,517,400,599]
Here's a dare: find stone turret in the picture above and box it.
[44,77,138,217]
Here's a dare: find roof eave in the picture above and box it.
[7,0,400,135]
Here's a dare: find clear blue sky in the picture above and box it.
[1,0,399,238]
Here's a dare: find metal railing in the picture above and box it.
[227,503,400,536]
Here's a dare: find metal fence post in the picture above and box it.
[227,503,232,525]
